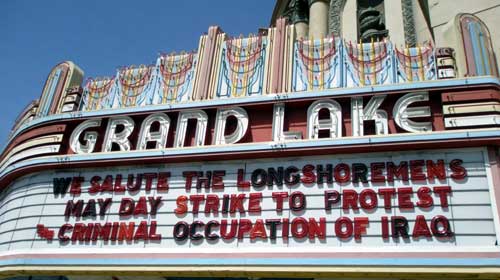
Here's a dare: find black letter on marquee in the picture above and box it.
[53,177,72,195]
[352,163,368,183]
[391,216,410,239]
[251,169,267,188]
[64,200,84,219]
[267,167,284,187]
[266,219,282,240]
[173,222,189,241]
[317,164,333,184]
[284,166,300,186]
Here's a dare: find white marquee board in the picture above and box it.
[0,147,498,254]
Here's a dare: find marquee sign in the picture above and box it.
[69,91,432,155]
[0,60,498,275]
[0,147,497,252]
[2,78,499,189]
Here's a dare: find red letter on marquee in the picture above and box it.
[119,198,135,216]
[133,197,148,216]
[450,159,467,180]
[335,217,353,239]
[157,172,170,192]
[70,177,84,195]
[248,193,263,213]
[189,195,205,214]
[410,160,426,181]
[378,188,395,210]
[354,217,369,241]
[301,164,316,184]
[370,162,385,183]
[308,217,326,240]
[237,219,252,239]
[426,160,446,181]
[204,194,220,214]
[230,194,246,214]
[175,195,188,215]
[249,219,268,240]
[397,187,414,209]
[416,187,433,208]
[272,192,288,212]
[433,186,452,208]
[359,189,377,210]
[342,190,359,210]
[237,169,251,189]
[58,224,73,242]
[412,215,431,238]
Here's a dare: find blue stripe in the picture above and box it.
[1,257,500,267]
[477,22,492,76]
[469,22,485,76]
[39,69,62,117]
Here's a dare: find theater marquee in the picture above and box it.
[0,76,500,274]
[1,147,496,251]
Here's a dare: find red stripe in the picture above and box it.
[0,251,498,260]
[0,124,66,163]
[442,89,500,103]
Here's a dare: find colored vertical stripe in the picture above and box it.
[40,69,62,116]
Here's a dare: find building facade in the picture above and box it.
[1,1,500,279]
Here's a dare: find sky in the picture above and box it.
[0,0,276,145]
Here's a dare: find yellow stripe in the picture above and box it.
[359,41,365,86]
[417,45,424,81]
[404,45,412,82]
[309,36,314,91]
[320,38,324,90]
[241,38,250,97]
[172,55,180,102]
[2,265,500,278]
[371,38,376,84]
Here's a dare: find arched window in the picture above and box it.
[458,14,498,77]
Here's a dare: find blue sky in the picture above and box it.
[0,0,276,145]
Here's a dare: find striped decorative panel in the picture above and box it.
[292,37,341,92]
[442,90,500,129]
[443,102,500,114]
[445,115,500,128]
[80,77,117,111]
[0,134,64,172]
[153,52,198,104]
[344,41,394,87]
[213,34,268,98]
[0,135,63,167]
[395,44,437,82]
[0,145,60,171]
